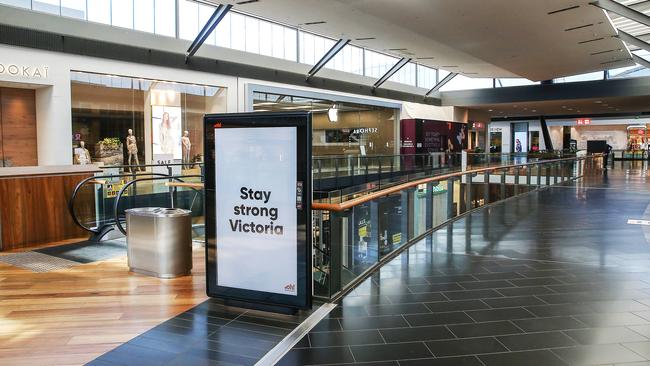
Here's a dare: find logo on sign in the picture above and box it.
[577,118,591,125]
[284,283,296,293]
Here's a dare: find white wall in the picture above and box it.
[0,44,238,165]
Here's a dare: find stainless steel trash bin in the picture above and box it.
[126,207,192,278]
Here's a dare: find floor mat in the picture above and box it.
[35,239,127,264]
[0,251,79,272]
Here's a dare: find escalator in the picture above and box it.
[68,172,204,242]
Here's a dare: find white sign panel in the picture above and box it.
[215,127,298,295]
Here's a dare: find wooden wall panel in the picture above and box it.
[0,174,92,251]
[0,87,38,167]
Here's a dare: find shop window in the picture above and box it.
[252,91,398,158]
[70,71,227,168]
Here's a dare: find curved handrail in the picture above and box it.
[312,154,602,212]
[68,173,171,233]
[113,175,203,235]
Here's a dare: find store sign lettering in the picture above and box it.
[576,118,591,125]
[0,63,49,79]
[352,128,378,134]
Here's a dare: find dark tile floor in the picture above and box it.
[278,162,650,366]
[86,300,315,366]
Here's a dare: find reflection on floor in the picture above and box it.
[278,161,650,366]
[0,243,208,366]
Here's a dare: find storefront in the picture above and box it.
[248,86,401,157]
[547,117,650,159]
[488,120,547,153]
[70,72,227,168]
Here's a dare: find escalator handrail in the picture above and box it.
[113,175,203,235]
[68,173,171,233]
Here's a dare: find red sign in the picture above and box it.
[472,122,484,129]
[576,118,591,125]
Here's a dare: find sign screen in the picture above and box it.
[204,112,312,309]
[215,127,298,295]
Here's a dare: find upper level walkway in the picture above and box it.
[278,161,650,366]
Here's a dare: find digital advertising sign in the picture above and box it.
[204,112,312,310]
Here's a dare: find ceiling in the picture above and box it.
[465,95,650,119]
[610,0,650,50]
[222,0,634,81]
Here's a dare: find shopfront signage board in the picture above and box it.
[577,118,591,125]
[204,112,312,310]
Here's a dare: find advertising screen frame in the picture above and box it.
[203,112,312,310]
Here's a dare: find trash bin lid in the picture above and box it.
[125,207,192,217]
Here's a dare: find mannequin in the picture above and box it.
[181,130,191,168]
[75,141,91,165]
[126,129,140,172]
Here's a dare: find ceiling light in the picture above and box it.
[236,0,259,4]
[254,102,276,106]
[328,104,339,123]
[532,109,537,112]
[282,106,307,110]
[595,100,602,103]
[304,21,327,25]
[488,109,493,112]
[355,37,376,41]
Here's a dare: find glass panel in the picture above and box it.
[134,0,154,33]
[259,20,273,56]
[389,62,416,86]
[347,203,377,279]
[245,16,260,54]
[284,27,297,61]
[70,71,227,172]
[0,0,31,9]
[496,78,539,87]
[230,12,246,51]
[378,194,405,257]
[364,49,399,79]
[432,180,449,227]
[554,71,604,83]
[87,0,110,24]
[61,0,85,19]
[417,65,437,89]
[33,0,60,15]
[178,0,198,40]
[440,74,493,91]
[154,0,176,37]
[112,0,133,29]
[214,12,230,47]
[198,3,216,46]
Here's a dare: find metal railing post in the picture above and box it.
[500,170,506,200]
[514,167,520,195]
[465,173,473,212]
[483,170,490,204]
[537,165,542,188]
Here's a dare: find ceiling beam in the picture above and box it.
[633,54,650,69]
[590,0,650,27]
[306,38,350,81]
[186,4,232,61]
[618,29,650,53]
[372,57,412,90]
[425,72,458,97]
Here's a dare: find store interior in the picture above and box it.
[252,91,398,157]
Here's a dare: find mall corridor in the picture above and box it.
[276,163,650,366]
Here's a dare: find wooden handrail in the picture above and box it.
[152,154,601,213]
[312,154,600,212]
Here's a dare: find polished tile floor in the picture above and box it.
[278,161,650,366]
